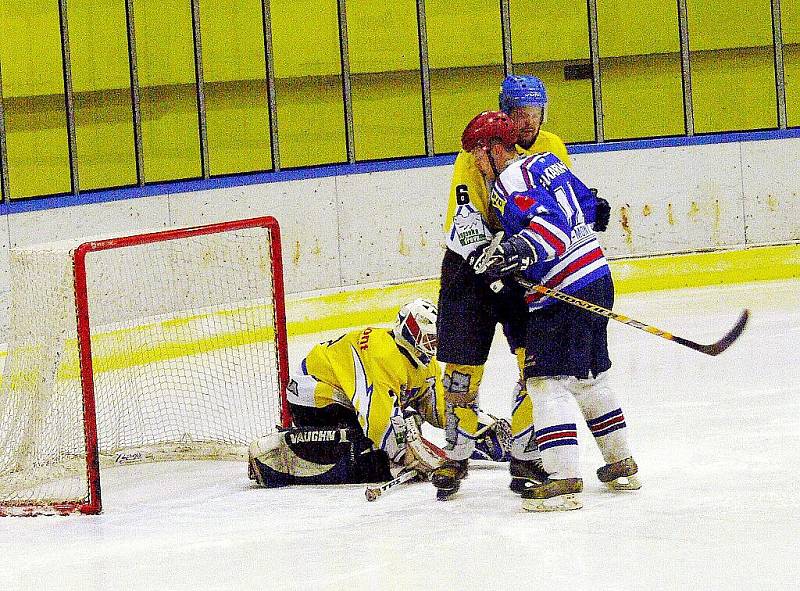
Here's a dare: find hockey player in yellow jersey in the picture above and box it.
[435,75,611,500]
[249,300,512,487]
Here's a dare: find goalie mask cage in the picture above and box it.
[0,216,290,516]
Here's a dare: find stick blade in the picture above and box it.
[676,309,750,356]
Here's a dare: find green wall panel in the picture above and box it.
[201,0,272,175]
[0,0,71,198]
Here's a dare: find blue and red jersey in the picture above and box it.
[491,151,610,310]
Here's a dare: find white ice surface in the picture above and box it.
[2,280,798,591]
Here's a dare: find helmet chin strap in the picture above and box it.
[487,148,501,181]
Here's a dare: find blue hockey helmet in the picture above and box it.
[499,75,548,114]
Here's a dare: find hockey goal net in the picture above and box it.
[0,216,290,516]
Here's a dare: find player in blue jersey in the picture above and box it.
[459,111,640,511]
[434,76,609,501]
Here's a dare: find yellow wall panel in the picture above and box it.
[426,0,503,68]
[347,0,419,73]
[0,1,64,97]
[511,0,589,62]
[201,0,266,83]
[597,0,680,57]
[201,0,272,175]
[275,76,347,168]
[0,1,71,197]
[135,0,201,182]
[69,0,136,190]
[687,0,773,51]
[68,0,131,92]
[351,71,424,160]
[783,1,800,127]
[3,96,72,198]
[270,0,342,77]
[430,66,504,154]
[691,48,777,133]
[601,54,684,139]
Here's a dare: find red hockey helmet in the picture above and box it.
[461,111,518,152]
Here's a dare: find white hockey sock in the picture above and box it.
[566,372,632,465]
[526,377,580,480]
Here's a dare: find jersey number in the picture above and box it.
[553,184,585,227]
[455,185,469,205]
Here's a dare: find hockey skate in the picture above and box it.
[521,478,583,512]
[509,457,548,494]
[432,459,468,501]
[597,457,641,490]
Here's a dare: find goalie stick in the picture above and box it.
[365,469,419,502]
[490,273,749,357]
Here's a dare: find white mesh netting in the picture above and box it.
[0,224,285,514]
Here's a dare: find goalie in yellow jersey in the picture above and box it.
[248,299,512,488]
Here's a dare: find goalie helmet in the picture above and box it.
[392,299,438,365]
[499,75,548,114]
[461,111,518,153]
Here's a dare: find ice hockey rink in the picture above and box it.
[2,279,798,591]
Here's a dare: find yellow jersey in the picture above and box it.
[443,130,571,258]
[286,328,445,461]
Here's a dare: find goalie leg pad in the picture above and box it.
[248,427,392,487]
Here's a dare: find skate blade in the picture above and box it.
[605,474,641,491]
[522,493,582,512]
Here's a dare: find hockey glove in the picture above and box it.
[471,235,534,280]
[591,188,611,232]
[471,417,512,462]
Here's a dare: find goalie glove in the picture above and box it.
[590,188,611,232]
[471,414,512,462]
[469,234,534,280]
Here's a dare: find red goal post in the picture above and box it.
[0,216,290,516]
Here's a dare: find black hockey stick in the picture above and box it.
[365,469,419,502]
[493,274,749,356]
